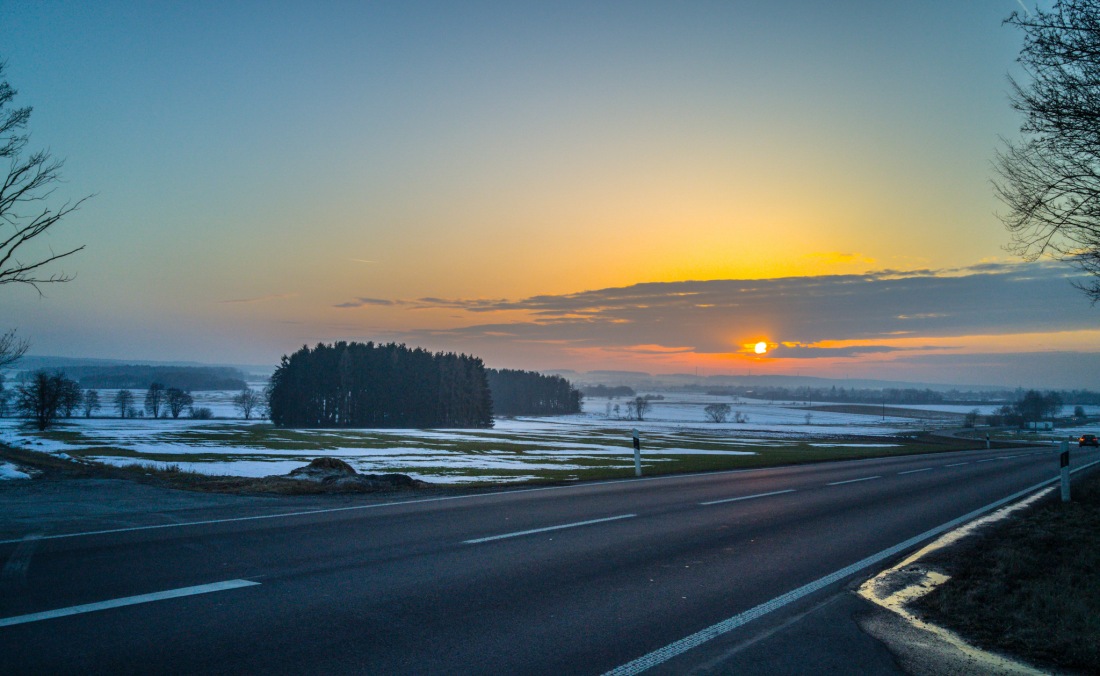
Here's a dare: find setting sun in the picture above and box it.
[754,341,768,355]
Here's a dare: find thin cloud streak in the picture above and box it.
[219,293,299,305]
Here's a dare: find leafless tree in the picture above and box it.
[233,387,261,420]
[1,60,87,291]
[165,387,193,419]
[0,328,27,369]
[627,396,651,421]
[144,382,166,418]
[997,1,1100,300]
[82,388,100,417]
[114,389,134,418]
[703,403,731,423]
[16,370,77,430]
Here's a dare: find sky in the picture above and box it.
[2,0,1098,389]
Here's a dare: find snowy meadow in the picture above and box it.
[1,391,1093,484]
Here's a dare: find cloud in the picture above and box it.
[337,262,1100,375]
[219,293,298,304]
[774,344,911,359]
[334,297,400,308]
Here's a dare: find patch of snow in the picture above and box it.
[0,461,31,480]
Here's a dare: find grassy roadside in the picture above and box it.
[912,467,1100,673]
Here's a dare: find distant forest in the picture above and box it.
[268,342,493,428]
[697,385,1100,405]
[486,368,582,416]
[580,384,636,398]
[69,365,248,391]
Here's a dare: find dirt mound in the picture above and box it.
[289,457,357,477]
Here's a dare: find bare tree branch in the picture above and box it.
[0,59,88,294]
[998,1,1100,302]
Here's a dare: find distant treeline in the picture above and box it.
[69,365,248,391]
[486,369,582,416]
[268,342,493,428]
[699,384,1100,406]
[580,384,636,398]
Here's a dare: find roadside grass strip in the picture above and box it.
[0,579,259,627]
[463,514,637,544]
[699,489,796,506]
[602,459,1100,676]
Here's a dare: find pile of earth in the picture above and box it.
[280,457,426,490]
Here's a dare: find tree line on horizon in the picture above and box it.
[486,368,582,417]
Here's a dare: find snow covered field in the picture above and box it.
[1,391,1094,483]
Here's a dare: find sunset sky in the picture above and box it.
[3,1,1098,388]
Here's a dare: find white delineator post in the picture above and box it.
[1060,440,1071,503]
[632,428,642,477]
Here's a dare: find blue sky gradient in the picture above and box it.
[4,1,1095,387]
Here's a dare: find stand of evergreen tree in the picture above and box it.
[267,342,493,428]
[486,369,582,416]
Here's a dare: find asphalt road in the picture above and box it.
[1,445,1096,675]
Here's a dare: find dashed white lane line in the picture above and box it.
[897,468,933,475]
[975,458,999,463]
[463,514,636,545]
[826,476,881,486]
[0,579,260,628]
[700,489,796,506]
[944,462,969,467]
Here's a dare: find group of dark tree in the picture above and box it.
[267,342,493,428]
[485,368,581,416]
[140,382,197,418]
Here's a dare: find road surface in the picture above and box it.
[1,445,1096,674]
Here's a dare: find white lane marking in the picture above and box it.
[826,476,881,486]
[897,468,933,475]
[975,458,999,463]
[944,462,969,467]
[602,464,1100,676]
[463,514,636,545]
[0,579,259,628]
[700,489,796,506]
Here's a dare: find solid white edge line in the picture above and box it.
[601,459,1100,676]
[825,475,881,486]
[700,489,796,506]
[464,514,636,544]
[897,468,933,475]
[0,579,260,628]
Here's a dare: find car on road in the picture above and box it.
[1079,434,1098,447]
